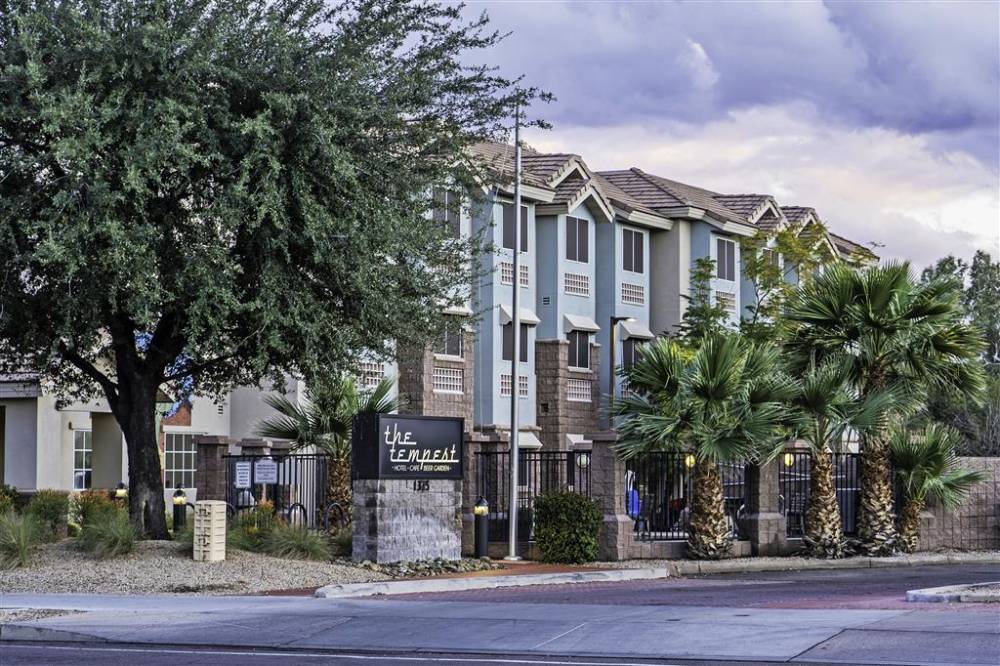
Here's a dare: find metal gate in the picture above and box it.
[223,453,328,529]
[476,449,592,542]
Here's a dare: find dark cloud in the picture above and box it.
[462,0,1000,166]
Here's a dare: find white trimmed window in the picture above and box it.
[501,203,529,252]
[564,272,590,296]
[716,237,737,281]
[434,324,464,358]
[715,291,737,315]
[500,374,529,397]
[623,228,644,273]
[565,216,589,263]
[73,430,92,491]
[432,366,464,394]
[500,262,529,287]
[358,362,384,388]
[621,282,645,305]
[567,378,591,403]
[164,433,196,489]
[567,330,591,369]
[432,188,461,239]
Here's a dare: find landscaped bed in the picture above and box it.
[0,539,391,595]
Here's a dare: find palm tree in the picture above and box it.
[613,334,793,559]
[889,423,985,553]
[256,375,398,518]
[787,360,898,558]
[784,262,986,555]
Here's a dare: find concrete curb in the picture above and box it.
[663,551,1000,577]
[0,624,108,643]
[314,567,670,598]
[315,552,1000,598]
[906,581,1000,603]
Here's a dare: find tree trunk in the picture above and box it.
[897,498,924,554]
[856,434,898,556]
[687,460,731,560]
[326,452,352,528]
[115,379,170,539]
[804,448,844,558]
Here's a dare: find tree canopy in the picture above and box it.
[0,0,542,535]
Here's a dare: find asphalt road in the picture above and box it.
[0,643,874,666]
[3,564,998,665]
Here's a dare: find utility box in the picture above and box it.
[193,500,227,562]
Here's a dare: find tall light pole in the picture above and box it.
[506,100,522,561]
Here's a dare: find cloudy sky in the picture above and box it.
[461,0,1000,269]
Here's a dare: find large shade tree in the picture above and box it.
[0,0,542,537]
[613,334,793,559]
[784,263,986,555]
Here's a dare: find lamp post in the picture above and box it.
[114,482,127,501]
[474,496,490,558]
[609,316,636,404]
[507,99,523,561]
[172,485,188,530]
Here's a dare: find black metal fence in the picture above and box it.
[475,450,592,542]
[624,452,748,541]
[223,453,328,529]
[779,451,861,538]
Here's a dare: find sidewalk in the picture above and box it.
[316,550,1000,598]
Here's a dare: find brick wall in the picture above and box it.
[397,331,474,428]
[535,339,600,450]
[917,456,1000,552]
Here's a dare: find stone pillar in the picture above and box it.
[740,461,787,556]
[352,478,462,563]
[589,430,632,561]
[238,438,271,457]
[194,436,231,501]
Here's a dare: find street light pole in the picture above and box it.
[506,100,522,561]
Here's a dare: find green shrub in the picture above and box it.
[0,484,17,515]
[78,508,136,559]
[73,490,118,527]
[26,490,70,540]
[532,491,602,564]
[261,523,330,561]
[0,511,43,569]
[226,525,263,552]
[330,527,352,557]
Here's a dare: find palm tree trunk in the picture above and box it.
[326,453,352,528]
[804,449,844,558]
[857,434,899,556]
[687,461,731,560]
[897,498,924,554]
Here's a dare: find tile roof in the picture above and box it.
[714,194,771,219]
[597,169,756,228]
[780,206,816,225]
[551,176,589,205]
[828,231,877,261]
[469,143,582,190]
[591,173,662,217]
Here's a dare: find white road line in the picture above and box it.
[8,643,686,665]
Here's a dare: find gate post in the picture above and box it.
[589,431,631,561]
[194,436,231,502]
[740,461,788,556]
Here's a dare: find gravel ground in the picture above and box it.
[0,540,390,595]
[0,608,79,623]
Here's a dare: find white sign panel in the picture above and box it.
[234,461,252,489]
[254,458,278,484]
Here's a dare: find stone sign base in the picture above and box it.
[352,478,462,563]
